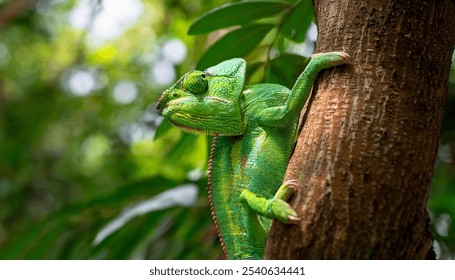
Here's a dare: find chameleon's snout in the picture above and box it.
[155,90,167,113]
[155,100,162,112]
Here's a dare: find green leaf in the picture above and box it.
[265,54,310,88]
[188,1,290,35]
[197,24,274,69]
[154,119,172,141]
[245,61,266,84]
[167,133,198,161]
[280,0,314,43]
[93,184,198,245]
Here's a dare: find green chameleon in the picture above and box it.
[155,52,349,259]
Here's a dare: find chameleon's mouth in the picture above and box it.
[168,119,205,135]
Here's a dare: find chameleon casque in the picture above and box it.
[155,52,349,259]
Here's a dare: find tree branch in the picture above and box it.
[266,0,455,259]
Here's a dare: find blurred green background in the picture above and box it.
[0,0,453,259]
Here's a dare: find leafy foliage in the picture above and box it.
[197,23,275,69]
[280,0,314,42]
[0,0,453,260]
[187,1,291,35]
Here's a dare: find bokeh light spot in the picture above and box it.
[162,39,187,65]
[113,80,138,104]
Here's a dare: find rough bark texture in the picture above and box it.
[265,0,455,259]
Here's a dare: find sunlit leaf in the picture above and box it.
[245,61,266,84]
[197,24,274,69]
[188,1,290,35]
[167,133,199,161]
[93,184,198,245]
[280,0,314,42]
[154,119,172,141]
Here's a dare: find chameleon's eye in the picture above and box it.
[183,71,208,94]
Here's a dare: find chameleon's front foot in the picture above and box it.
[311,51,351,68]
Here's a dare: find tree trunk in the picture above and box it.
[265,0,455,259]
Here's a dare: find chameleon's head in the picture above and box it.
[155,58,246,136]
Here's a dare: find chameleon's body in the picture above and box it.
[156,52,349,259]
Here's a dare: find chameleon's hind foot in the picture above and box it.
[275,179,298,200]
[269,180,300,224]
[239,180,300,224]
[283,179,298,191]
[268,198,298,224]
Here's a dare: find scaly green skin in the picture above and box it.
[156,52,349,259]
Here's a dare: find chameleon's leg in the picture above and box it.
[240,180,300,224]
[257,52,350,126]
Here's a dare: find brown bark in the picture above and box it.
[265,0,455,259]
